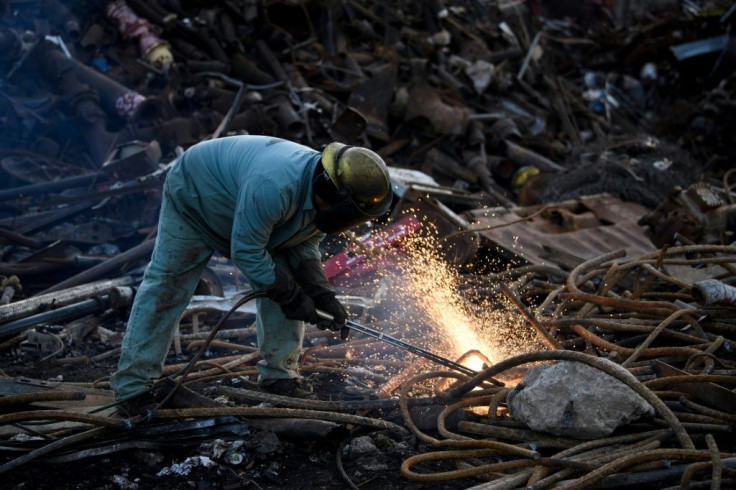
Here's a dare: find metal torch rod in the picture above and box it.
[317,309,477,377]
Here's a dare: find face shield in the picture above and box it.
[314,193,379,233]
[312,144,393,234]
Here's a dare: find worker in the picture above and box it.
[111,136,393,415]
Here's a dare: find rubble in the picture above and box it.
[156,455,215,477]
[0,0,735,489]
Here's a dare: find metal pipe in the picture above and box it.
[0,276,21,305]
[38,239,154,294]
[38,39,152,122]
[0,173,103,202]
[0,296,111,338]
[691,279,736,306]
[0,229,42,249]
[193,72,245,140]
[152,407,409,436]
[106,0,173,70]
[41,0,81,40]
[271,96,306,139]
[4,202,95,236]
[0,410,128,429]
[35,42,117,166]
[0,277,132,324]
[0,426,108,476]
[502,139,565,173]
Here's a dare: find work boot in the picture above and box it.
[115,379,221,418]
[154,378,222,409]
[260,378,316,399]
[115,391,159,418]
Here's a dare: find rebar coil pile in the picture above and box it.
[0,244,734,489]
[397,244,736,488]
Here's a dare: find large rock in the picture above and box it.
[507,361,654,439]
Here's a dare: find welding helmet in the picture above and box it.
[313,142,393,234]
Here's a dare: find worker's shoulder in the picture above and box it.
[188,135,316,160]
[211,134,311,149]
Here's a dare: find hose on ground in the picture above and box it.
[336,439,359,490]
[154,290,267,410]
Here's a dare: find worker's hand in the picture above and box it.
[314,294,349,340]
[267,268,319,323]
[292,259,349,339]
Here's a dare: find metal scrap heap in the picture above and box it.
[0,0,735,488]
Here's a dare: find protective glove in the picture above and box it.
[294,259,349,340]
[266,268,319,324]
[314,294,349,340]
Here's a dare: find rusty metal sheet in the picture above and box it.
[653,361,736,413]
[467,193,656,268]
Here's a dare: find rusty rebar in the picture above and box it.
[0,391,86,406]
[402,452,594,483]
[152,406,408,436]
[0,426,107,475]
[0,410,128,429]
[498,283,562,349]
[556,449,721,490]
[443,350,695,449]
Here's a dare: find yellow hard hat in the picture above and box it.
[321,142,392,217]
[512,165,540,190]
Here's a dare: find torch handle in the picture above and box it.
[316,309,478,377]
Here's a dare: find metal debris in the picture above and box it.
[0,0,735,488]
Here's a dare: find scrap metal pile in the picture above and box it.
[1,0,735,488]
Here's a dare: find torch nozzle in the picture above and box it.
[317,309,502,385]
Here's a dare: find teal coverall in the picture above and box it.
[111,136,325,398]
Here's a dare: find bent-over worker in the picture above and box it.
[111,135,393,414]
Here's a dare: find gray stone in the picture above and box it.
[507,361,654,439]
[348,435,379,459]
[356,457,389,472]
[253,431,281,455]
[111,475,138,490]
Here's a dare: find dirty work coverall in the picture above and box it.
[111,136,325,398]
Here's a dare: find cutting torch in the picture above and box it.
[317,309,482,377]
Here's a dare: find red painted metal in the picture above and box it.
[323,216,421,281]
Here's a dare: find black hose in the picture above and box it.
[93,290,266,414]
[154,290,267,409]
[336,439,360,490]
